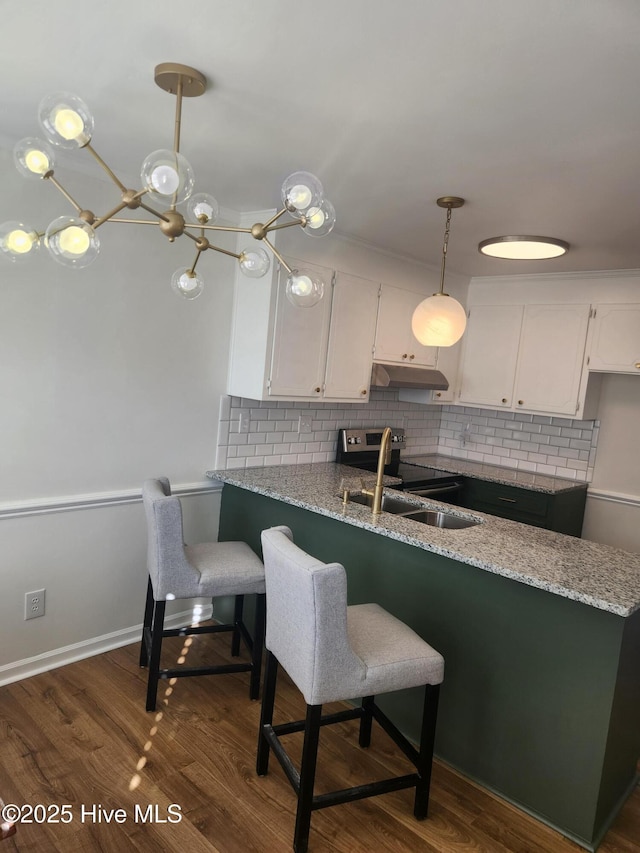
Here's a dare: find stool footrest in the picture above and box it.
[160,662,253,679]
[162,622,235,638]
[370,702,420,766]
[272,706,362,737]
[312,773,419,811]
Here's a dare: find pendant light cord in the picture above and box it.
[438,204,453,295]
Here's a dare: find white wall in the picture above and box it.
[0,149,234,678]
[581,374,640,552]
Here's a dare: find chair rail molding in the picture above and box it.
[0,481,222,520]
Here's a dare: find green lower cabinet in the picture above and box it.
[461,478,587,536]
[219,484,640,852]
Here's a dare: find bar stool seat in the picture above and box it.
[140,477,265,711]
[257,525,444,853]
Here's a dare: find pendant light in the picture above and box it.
[411,197,467,348]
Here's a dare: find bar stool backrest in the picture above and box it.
[261,525,367,705]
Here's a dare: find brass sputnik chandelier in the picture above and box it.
[0,63,335,306]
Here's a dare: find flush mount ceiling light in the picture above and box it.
[478,235,569,260]
[411,196,467,348]
[0,63,335,306]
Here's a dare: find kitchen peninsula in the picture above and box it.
[208,462,640,852]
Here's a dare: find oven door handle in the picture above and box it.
[404,483,462,497]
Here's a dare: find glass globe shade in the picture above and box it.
[38,92,94,149]
[281,171,323,217]
[285,269,324,307]
[411,294,467,347]
[45,216,99,268]
[187,193,219,224]
[171,268,204,300]
[238,247,270,278]
[0,221,39,262]
[13,137,56,179]
[141,149,195,204]
[303,198,336,237]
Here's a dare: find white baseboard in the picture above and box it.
[0,605,214,687]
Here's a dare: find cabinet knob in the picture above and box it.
[402,353,408,359]
[518,400,524,405]
[635,363,640,369]
[501,398,508,404]
[435,392,442,398]
[314,387,321,393]
[360,389,367,396]
[409,354,415,360]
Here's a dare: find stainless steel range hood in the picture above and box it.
[370,362,449,391]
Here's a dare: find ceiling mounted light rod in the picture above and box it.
[0,62,335,305]
[411,196,468,348]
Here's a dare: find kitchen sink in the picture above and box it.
[400,509,479,529]
[345,491,481,528]
[347,491,418,514]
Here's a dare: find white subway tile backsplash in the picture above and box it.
[214,393,598,483]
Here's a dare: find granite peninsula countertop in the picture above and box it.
[206,462,640,617]
[403,454,587,494]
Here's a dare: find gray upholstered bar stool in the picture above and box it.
[140,477,265,712]
[257,526,445,853]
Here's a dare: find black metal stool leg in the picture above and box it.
[359,695,374,747]
[139,577,154,667]
[257,650,278,776]
[249,593,266,700]
[231,594,244,656]
[414,683,440,819]
[294,703,322,853]
[145,599,166,712]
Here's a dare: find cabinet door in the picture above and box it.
[374,284,438,366]
[268,261,332,397]
[514,304,591,415]
[458,305,523,407]
[588,304,640,374]
[323,273,379,400]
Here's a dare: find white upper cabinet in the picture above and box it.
[374,284,438,367]
[458,303,597,417]
[227,256,379,402]
[587,304,640,374]
[269,261,333,398]
[458,305,523,408]
[323,272,379,400]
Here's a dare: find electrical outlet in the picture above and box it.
[25,588,45,620]
[298,414,313,434]
[238,413,250,434]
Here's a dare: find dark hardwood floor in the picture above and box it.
[0,631,638,852]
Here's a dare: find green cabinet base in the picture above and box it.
[219,484,640,851]
[461,478,587,536]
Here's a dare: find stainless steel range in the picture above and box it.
[335,427,463,503]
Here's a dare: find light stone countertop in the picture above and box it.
[207,462,640,618]
[403,454,587,494]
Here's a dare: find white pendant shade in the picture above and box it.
[412,293,467,347]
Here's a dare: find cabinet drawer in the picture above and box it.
[463,479,549,521]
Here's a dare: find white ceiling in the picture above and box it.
[2,0,640,277]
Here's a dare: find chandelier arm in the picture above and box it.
[266,218,307,233]
[104,218,160,225]
[261,237,292,274]
[92,201,131,230]
[201,243,242,260]
[196,224,252,234]
[262,207,290,229]
[138,202,171,223]
[83,143,127,193]
[45,174,83,213]
[188,247,202,276]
